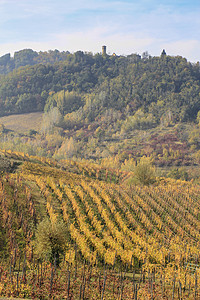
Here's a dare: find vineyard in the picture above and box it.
[0,149,199,299]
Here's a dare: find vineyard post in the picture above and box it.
[112,272,116,296]
[139,267,143,289]
[82,274,87,300]
[148,269,150,295]
[188,279,191,297]
[37,261,40,283]
[79,282,82,300]
[9,262,13,285]
[40,261,43,286]
[74,243,78,281]
[22,252,26,282]
[49,262,54,298]
[87,263,93,287]
[117,265,121,298]
[132,270,135,298]
[112,251,117,271]
[194,270,198,300]
[98,270,102,296]
[111,251,117,296]
[142,270,145,283]
[150,273,154,300]
[30,245,33,262]
[184,271,186,293]
[33,264,36,295]
[153,268,155,283]
[172,272,176,300]
[120,263,128,300]
[16,272,19,296]
[13,247,17,269]
[43,260,47,279]
[100,263,107,300]
[178,280,182,300]
[161,273,163,299]
[67,262,71,300]
[79,259,86,300]
[18,255,21,283]
[163,269,165,293]
[134,284,138,300]
[120,264,123,292]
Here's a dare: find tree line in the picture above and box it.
[0,49,200,125]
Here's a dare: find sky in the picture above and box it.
[0,0,200,62]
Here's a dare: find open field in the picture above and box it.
[0,112,43,133]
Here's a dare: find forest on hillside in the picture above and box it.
[0,48,200,123]
[0,49,200,176]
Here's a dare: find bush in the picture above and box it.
[28,129,38,136]
[167,167,189,181]
[0,124,5,134]
[121,110,156,133]
[134,156,156,185]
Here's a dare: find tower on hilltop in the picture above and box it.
[102,45,106,55]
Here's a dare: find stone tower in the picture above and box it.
[102,45,106,55]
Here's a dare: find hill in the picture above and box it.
[0,49,200,123]
[0,49,200,174]
[0,48,200,299]
[0,150,199,299]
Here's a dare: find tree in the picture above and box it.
[53,137,78,159]
[44,90,83,115]
[40,107,62,134]
[34,217,67,266]
[121,109,156,132]
[13,49,38,68]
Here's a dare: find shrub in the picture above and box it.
[167,167,189,181]
[134,156,156,185]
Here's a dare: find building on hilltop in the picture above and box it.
[102,45,106,55]
[102,46,117,56]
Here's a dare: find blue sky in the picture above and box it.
[0,0,200,62]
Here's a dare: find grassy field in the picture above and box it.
[0,112,43,133]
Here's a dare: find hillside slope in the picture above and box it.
[0,150,199,299]
[0,49,200,173]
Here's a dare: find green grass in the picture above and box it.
[0,112,43,134]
